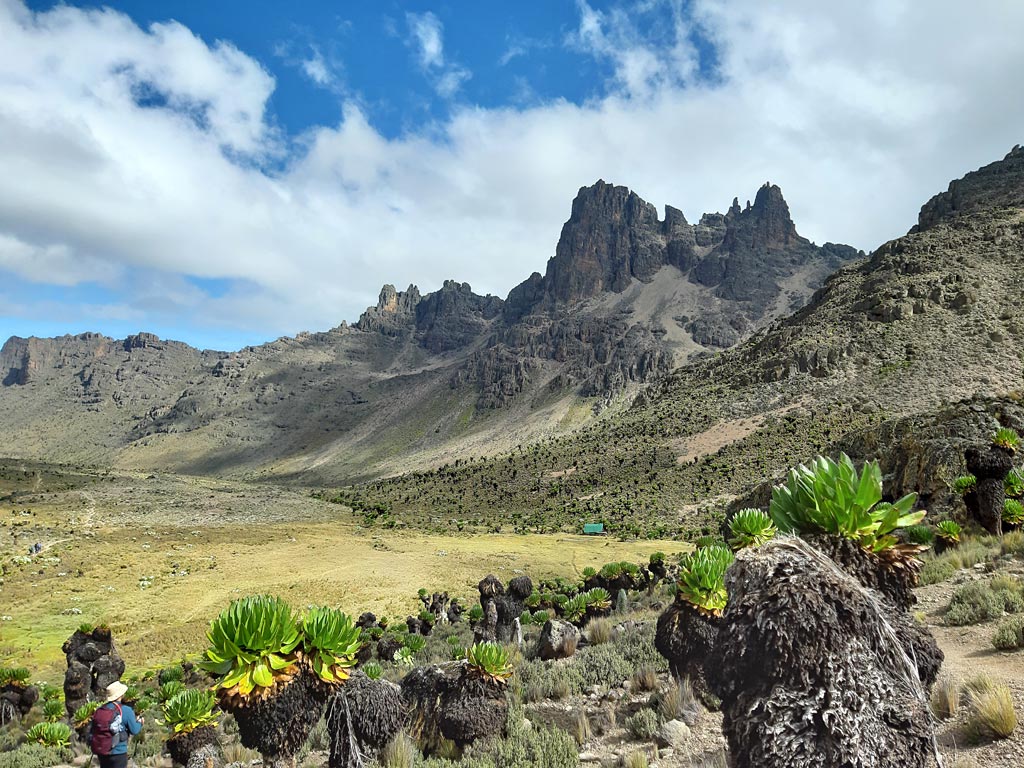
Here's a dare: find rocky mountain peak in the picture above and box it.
[916,145,1024,231]
[414,281,503,353]
[354,284,421,335]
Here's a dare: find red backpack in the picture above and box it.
[90,702,123,755]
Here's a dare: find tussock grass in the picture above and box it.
[965,685,1018,741]
[622,751,649,768]
[379,732,418,768]
[930,676,960,720]
[655,677,702,725]
[630,665,659,693]
[586,617,614,645]
[964,673,996,700]
[571,710,591,746]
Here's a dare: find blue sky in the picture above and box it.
[1,0,1022,350]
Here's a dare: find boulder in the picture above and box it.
[708,538,938,768]
[536,619,581,660]
[656,718,692,750]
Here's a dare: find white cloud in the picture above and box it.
[301,47,333,87]
[407,11,444,69]
[405,11,471,98]
[1,0,1023,348]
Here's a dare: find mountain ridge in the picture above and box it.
[0,177,862,481]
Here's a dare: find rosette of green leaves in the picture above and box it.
[73,701,100,729]
[468,605,484,623]
[394,647,415,667]
[301,607,362,685]
[465,642,512,685]
[952,475,977,495]
[363,661,384,680]
[599,562,623,580]
[532,610,550,626]
[39,683,62,701]
[728,508,778,550]
[418,610,436,626]
[404,634,426,654]
[26,722,71,748]
[993,427,1021,452]
[935,520,962,544]
[582,566,597,578]
[161,689,219,735]
[157,680,186,703]
[583,588,612,612]
[200,595,301,699]
[770,454,924,553]
[0,667,30,687]
[1004,467,1024,498]
[562,595,587,623]
[1003,499,1024,526]
[524,591,541,609]
[677,545,733,614]
[43,698,65,722]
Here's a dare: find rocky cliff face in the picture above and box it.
[0,173,860,480]
[915,145,1024,231]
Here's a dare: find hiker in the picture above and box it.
[90,680,144,768]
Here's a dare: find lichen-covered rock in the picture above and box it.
[167,725,219,767]
[708,539,938,768]
[62,626,125,719]
[185,744,222,768]
[654,599,720,697]
[327,673,404,768]
[228,669,328,767]
[536,619,580,660]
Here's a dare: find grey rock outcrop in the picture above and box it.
[536,619,581,660]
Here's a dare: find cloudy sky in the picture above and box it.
[1,0,1021,350]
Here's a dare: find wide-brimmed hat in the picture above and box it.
[104,681,128,703]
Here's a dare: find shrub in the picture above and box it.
[771,454,924,554]
[468,605,484,623]
[727,508,777,550]
[624,708,661,740]
[952,475,978,495]
[930,676,960,719]
[0,744,68,768]
[992,427,1020,453]
[158,665,185,684]
[919,556,957,585]
[586,618,614,646]
[461,705,578,768]
[612,622,668,673]
[161,689,219,735]
[576,643,635,690]
[466,643,513,685]
[200,595,301,701]
[992,615,1024,650]
[677,545,733,613]
[965,685,1017,741]
[945,582,1005,625]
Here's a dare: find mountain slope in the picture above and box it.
[338,145,1024,536]
[0,179,851,480]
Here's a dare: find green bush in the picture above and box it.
[992,616,1024,650]
[945,577,1024,626]
[0,744,69,768]
[576,643,635,690]
[612,622,668,673]
[919,556,957,586]
[429,705,578,768]
[624,708,661,740]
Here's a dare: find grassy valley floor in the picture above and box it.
[0,464,673,677]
